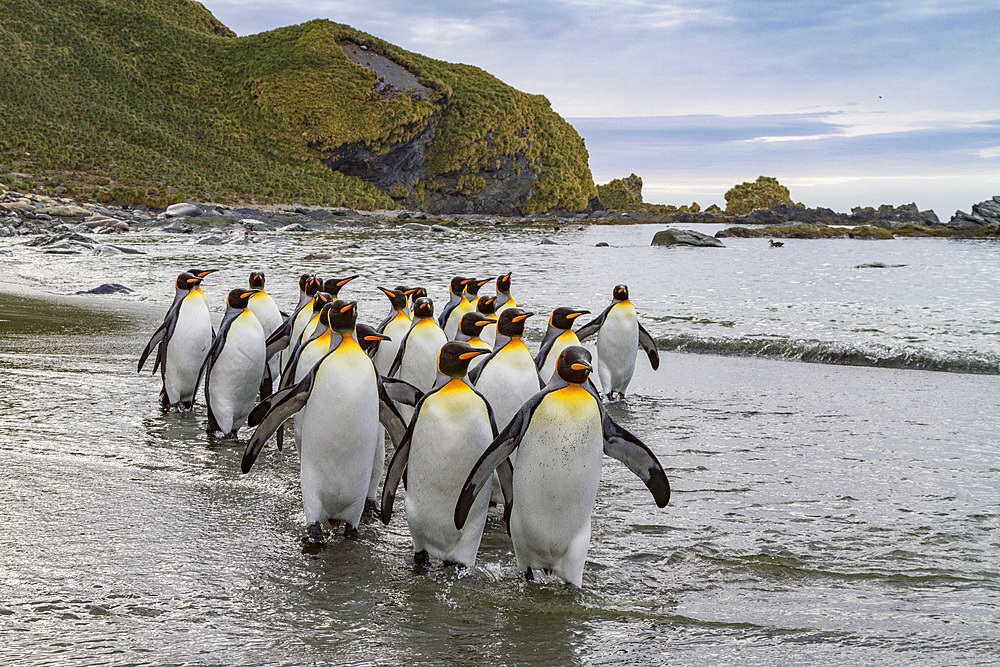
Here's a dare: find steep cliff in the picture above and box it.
[0,0,596,212]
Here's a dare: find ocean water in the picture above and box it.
[1,223,998,664]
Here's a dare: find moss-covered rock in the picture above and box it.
[0,0,595,212]
[724,176,795,215]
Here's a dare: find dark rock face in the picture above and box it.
[652,228,725,247]
[676,202,940,227]
[422,153,538,215]
[950,196,1000,229]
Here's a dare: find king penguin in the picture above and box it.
[246,271,283,392]
[455,346,670,587]
[389,297,448,394]
[381,341,497,567]
[476,296,498,348]
[372,286,412,376]
[439,276,472,340]
[138,272,214,411]
[323,275,359,300]
[576,284,659,400]
[455,312,493,370]
[242,300,413,543]
[468,308,542,431]
[202,288,267,438]
[494,272,515,314]
[534,307,591,383]
[463,277,492,312]
[279,275,322,375]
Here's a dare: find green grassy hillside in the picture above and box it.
[0,0,596,211]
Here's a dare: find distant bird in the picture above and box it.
[769,239,784,247]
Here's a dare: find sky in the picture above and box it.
[203,1,1000,217]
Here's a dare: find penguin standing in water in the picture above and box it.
[455,346,670,587]
[463,277,492,312]
[439,276,473,340]
[534,307,591,383]
[372,286,411,376]
[576,285,659,400]
[202,288,267,439]
[469,308,542,430]
[494,272,515,314]
[242,300,412,543]
[381,341,499,567]
[389,297,448,394]
[246,272,283,390]
[454,313,493,370]
[476,296,498,348]
[138,272,214,411]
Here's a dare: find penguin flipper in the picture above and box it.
[380,408,421,524]
[138,324,167,373]
[264,318,293,361]
[259,361,273,400]
[601,413,670,507]
[242,374,313,473]
[637,322,660,370]
[496,458,514,535]
[575,305,611,342]
[534,333,558,371]
[386,326,413,378]
[381,377,423,407]
[377,376,411,450]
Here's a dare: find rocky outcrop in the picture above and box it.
[950,196,1000,229]
[675,202,939,227]
[651,228,725,247]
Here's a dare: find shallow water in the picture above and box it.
[1,224,999,663]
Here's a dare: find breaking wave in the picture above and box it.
[656,335,1000,375]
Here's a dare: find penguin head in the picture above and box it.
[378,286,408,311]
[464,277,491,298]
[174,272,202,291]
[497,308,533,338]
[298,273,315,293]
[227,288,259,310]
[324,275,359,297]
[613,284,629,301]
[356,323,391,353]
[303,276,323,297]
[311,291,333,313]
[412,297,434,319]
[438,341,490,379]
[408,286,428,303]
[327,300,358,334]
[549,307,590,331]
[459,312,492,339]
[449,276,471,297]
[477,296,497,316]
[496,272,512,295]
[186,268,218,279]
[556,346,593,385]
[248,271,265,289]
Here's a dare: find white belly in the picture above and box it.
[596,303,638,394]
[164,296,212,405]
[374,315,410,376]
[298,347,379,528]
[208,312,265,434]
[540,331,581,383]
[474,342,540,429]
[510,387,604,587]
[398,322,447,393]
[404,384,493,566]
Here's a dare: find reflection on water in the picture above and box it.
[1,227,999,663]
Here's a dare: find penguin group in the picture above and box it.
[139,270,668,587]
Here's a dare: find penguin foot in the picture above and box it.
[343,524,359,539]
[442,560,465,569]
[524,568,534,581]
[414,550,429,566]
[328,519,343,532]
[224,431,239,441]
[543,568,552,575]
[488,501,498,508]
[303,522,325,545]
[364,499,379,516]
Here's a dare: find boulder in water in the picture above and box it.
[75,283,135,294]
[652,228,725,247]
